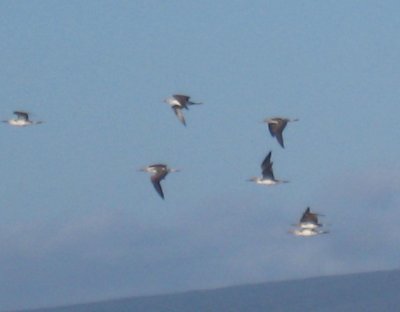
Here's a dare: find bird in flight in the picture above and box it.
[248,151,289,185]
[298,207,324,229]
[2,111,43,127]
[164,94,202,126]
[264,117,298,148]
[289,207,328,236]
[139,163,179,199]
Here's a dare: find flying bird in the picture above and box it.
[164,94,202,126]
[139,164,179,199]
[289,207,328,236]
[299,207,322,229]
[248,151,289,185]
[298,207,324,229]
[264,117,298,148]
[2,111,43,127]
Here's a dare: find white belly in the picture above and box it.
[9,119,30,127]
[294,229,318,236]
[259,179,277,185]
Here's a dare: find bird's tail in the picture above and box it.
[188,101,203,106]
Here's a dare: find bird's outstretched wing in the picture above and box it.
[172,106,186,126]
[151,171,168,199]
[261,151,274,179]
[14,111,29,121]
[268,119,287,148]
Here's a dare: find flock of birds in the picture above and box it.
[3,97,329,237]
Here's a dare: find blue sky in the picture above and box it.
[1,1,400,310]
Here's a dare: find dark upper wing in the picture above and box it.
[268,122,278,137]
[275,131,285,148]
[151,179,164,199]
[151,171,168,199]
[172,106,186,126]
[261,151,272,170]
[14,111,29,121]
[268,119,287,148]
[261,152,274,179]
[300,207,318,223]
[300,208,310,223]
[262,162,275,180]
